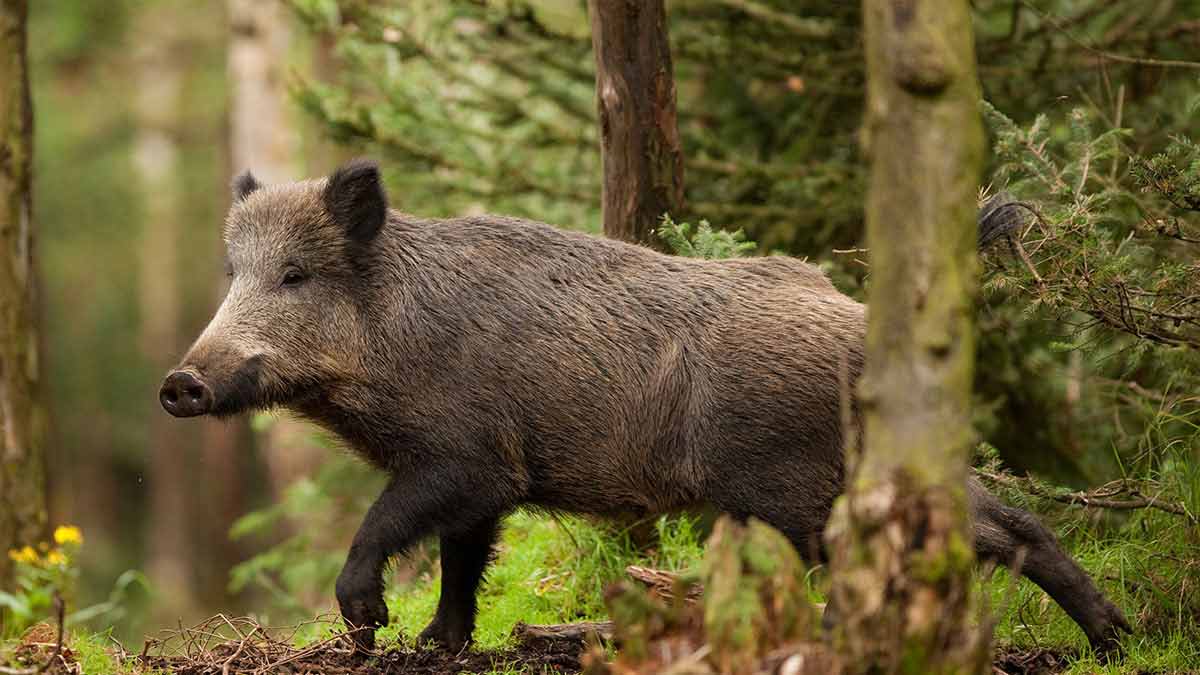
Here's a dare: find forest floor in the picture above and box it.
[4,503,1196,674]
[6,618,1093,675]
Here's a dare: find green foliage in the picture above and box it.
[984,104,1200,351]
[1,629,159,675]
[286,0,869,251]
[701,518,817,672]
[72,631,152,675]
[1131,134,1200,213]
[656,215,758,259]
[229,451,384,620]
[971,99,1200,483]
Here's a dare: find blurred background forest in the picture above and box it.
[21,0,1200,657]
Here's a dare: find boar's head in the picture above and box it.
[159,159,385,418]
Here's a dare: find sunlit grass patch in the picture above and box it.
[379,510,706,650]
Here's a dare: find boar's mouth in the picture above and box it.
[206,354,269,418]
[163,353,327,419]
[206,355,327,418]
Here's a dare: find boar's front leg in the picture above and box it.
[417,518,501,652]
[336,472,505,652]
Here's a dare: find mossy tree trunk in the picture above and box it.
[825,1,987,673]
[0,0,46,588]
[588,0,684,250]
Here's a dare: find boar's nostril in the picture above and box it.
[160,370,213,417]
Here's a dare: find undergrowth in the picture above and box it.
[379,512,707,650]
[368,496,1197,673]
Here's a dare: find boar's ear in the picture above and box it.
[232,170,262,203]
[324,158,387,244]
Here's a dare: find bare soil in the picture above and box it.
[8,618,1100,674]
[141,641,584,675]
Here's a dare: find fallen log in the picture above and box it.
[512,620,614,645]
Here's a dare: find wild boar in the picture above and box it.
[160,159,1130,654]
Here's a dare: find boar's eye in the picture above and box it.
[281,266,308,288]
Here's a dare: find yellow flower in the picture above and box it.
[7,546,39,564]
[53,525,83,546]
[45,550,67,566]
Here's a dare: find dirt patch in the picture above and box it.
[992,646,1074,674]
[2,618,1096,674]
[131,616,586,675]
[142,643,583,675]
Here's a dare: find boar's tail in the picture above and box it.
[977,192,1026,250]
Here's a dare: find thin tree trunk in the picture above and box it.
[228,0,324,497]
[229,0,294,185]
[134,8,195,618]
[825,0,988,673]
[0,0,46,589]
[588,0,684,250]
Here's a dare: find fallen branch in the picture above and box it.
[625,565,703,604]
[512,621,614,645]
[975,468,1196,522]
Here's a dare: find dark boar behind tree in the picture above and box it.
[160,160,1130,654]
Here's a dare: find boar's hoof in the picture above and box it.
[347,624,376,654]
[336,575,389,653]
[1088,601,1133,661]
[417,617,472,654]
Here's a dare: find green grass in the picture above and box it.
[0,629,153,675]
[980,508,1200,674]
[379,510,706,650]
[4,497,1195,674]
[373,503,1198,674]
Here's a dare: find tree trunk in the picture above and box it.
[229,0,294,185]
[0,0,46,589]
[133,6,196,619]
[588,0,684,250]
[227,0,326,499]
[825,1,988,673]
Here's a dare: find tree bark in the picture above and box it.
[132,4,199,619]
[229,0,294,186]
[588,0,684,250]
[0,0,46,589]
[227,0,327,500]
[825,0,988,673]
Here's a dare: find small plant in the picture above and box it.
[657,214,758,259]
[1,526,146,638]
[2,526,83,636]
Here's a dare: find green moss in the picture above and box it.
[911,528,975,584]
[701,518,819,673]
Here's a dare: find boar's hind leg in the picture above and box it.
[336,473,508,652]
[969,477,1131,655]
[417,517,502,653]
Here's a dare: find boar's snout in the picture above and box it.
[159,370,214,417]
